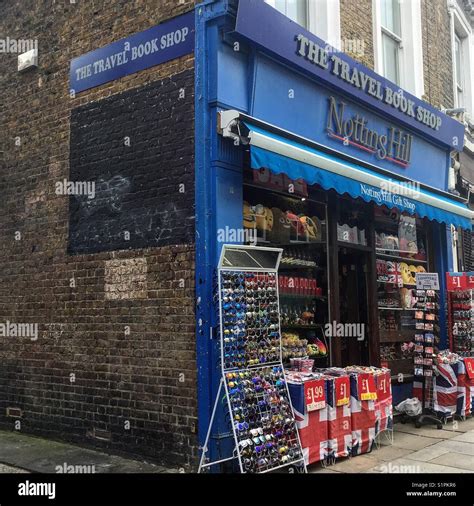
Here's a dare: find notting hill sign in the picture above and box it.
[327,96,413,167]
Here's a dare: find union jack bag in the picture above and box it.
[349,373,376,456]
[288,381,329,465]
[326,375,352,459]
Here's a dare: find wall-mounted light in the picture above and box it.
[18,48,38,72]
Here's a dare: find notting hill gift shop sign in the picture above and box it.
[235,0,464,151]
[70,11,194,93]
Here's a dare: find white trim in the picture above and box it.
[448,0,474,117]
[248,129,474,220]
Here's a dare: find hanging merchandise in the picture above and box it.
[198,245,306,474]
[446,273,474,356]
[411,274,443,428]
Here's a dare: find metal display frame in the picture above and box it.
[198,245,307,473]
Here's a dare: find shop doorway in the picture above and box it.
[338,247,370,366]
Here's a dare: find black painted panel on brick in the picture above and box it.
[68,69,195,254]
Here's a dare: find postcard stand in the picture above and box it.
[198,245,307,473]
[413,274,443,429]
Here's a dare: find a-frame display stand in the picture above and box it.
[198,245,307,473]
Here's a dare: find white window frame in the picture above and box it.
[448,0,474,118]
[266,0,341,47]
[373,0,425,98]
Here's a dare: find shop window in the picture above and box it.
[373,0,424,98]
[374,206,431,378]
[243,168,330,367]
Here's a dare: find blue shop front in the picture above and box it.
[195,0,474,458]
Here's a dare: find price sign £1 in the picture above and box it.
[376,372,391,402]
[304,379,326,412]
[358,373,377,401]
[334,376,350,406]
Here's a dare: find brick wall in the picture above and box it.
[0,0,197,468]
[421,0,455,109]
[340,0,374,69]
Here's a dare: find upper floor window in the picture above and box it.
[373,0,424,98]
[449,1,473,118]
[454,33,464,107]
[274,0,308,28]
[380,0,401,84]
[266,0,341,48]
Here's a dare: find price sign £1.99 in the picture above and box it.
[304,379,326,412]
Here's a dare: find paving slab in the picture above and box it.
[390,431,442,450]
[404,443,451,462]
[393,424,459,439]
[434,440,474,457]
[429,452,474,471]
[320,455,382,473]
[369,445,415,461]
[365,458,471,474]
[451,431,474,443]
[0,431,173,474]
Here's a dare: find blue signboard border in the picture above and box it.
[70,11,195,94]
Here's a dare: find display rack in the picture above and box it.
[198,245,307,474]
[413,280,443,429]
[447,289,474,356]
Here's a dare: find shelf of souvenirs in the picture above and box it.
[254,237,327,247]
[378,307,418,311]
[379,329,416,343]
[377,278,416,286]
[376,249,428,264]
[337,241,372,252]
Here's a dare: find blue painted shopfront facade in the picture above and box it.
[195,0,471,455]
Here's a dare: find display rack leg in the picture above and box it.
[198,378,238,473]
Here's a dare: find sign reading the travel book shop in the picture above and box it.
[235,0,465,150]
[70,11,194,93]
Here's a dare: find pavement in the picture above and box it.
[310,415,474,473]
[0,430,176,474]
[3,419,474,474]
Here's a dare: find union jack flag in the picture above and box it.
[349,374,376,456]
[326,377,352,459]
[288,381,329,465]
[456,360,470,417]
[433,363,458,417]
